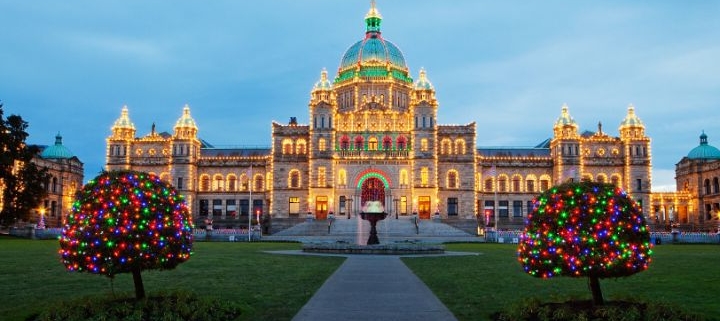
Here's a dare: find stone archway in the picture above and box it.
[361,177,386,207]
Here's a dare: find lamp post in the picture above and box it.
[347,198,353,219]
[393,198,399,219]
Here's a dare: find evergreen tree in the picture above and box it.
[518,181,652,305]
[0,103,50,225]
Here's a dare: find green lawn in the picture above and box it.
[0,237,344,321]
[403,243,720,321]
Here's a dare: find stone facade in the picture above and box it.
[104,4,652,228]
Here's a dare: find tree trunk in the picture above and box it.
[132,268,146,299]
[588,275,604,306]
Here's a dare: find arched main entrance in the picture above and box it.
[361,177,386,208]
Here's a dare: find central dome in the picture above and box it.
[335,2,411,84]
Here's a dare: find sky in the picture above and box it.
[1,1,719,191]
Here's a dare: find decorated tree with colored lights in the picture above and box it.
[518,181,652,306]
[59,170,193,299]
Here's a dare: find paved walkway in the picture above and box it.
[291,255,458,321]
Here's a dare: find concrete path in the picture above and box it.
[292,255,457,321]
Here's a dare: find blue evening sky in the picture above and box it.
[1,1,719,191]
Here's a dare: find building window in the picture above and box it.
[318,167,326,187]
[368,136,378,150]
[289,170,301,188]
[714,177,719,194]
[212,199,223,216]
[228,175,237,191]
[197,199,208,216]
[512,176,521,192]
[499,200,509,217]
[704,179,711,195]
[213,174,224,191]
[420,138,429,152]
[340,135,350,150]
[253,200,263,216]
[484,200,495,217]
[454,139,465,155]
[52,177,58,193]
[354,136,364,150]
[177,177,183,190]
[296,139,307,154]
[447,170,458,189]
[527,200,534,215]
[498,176,507,192]
[282,139,293,154]
[441,139,451,154]
[484,178,494,192]
[513,201,523,217]
[240,174,249,191]
[200,175,210,192]
[540,179,550,192]
[636,178,642,192]
[240,199,249,215]
[289,197,300,215]
[399,169,409,187]
[611,175,620,187]
[254,174,264,191]
[400,196,408,214]
[339,196,346,214]
[338,169,347,186]
[397,136,407,149]
[382,136,392,149]
[526,179,535,193]
[420,167,429,187]
[51,201,57,217]
[318,138,327,151]
[226,200,237,217]
[447,198,458,216]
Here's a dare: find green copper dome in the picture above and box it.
[335,2,411,84]
[687,131,720,160]
[554,104,577,127]
[40,133,74,159]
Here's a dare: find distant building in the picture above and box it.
[33,133,84,227]
[651,131,720,231]
[105,3,652,229]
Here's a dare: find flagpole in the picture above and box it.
[248,164,252,242]
[493,166,499,239]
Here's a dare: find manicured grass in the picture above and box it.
[0,236,344,321]
[403,243,720,321]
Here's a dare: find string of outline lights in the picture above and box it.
[59,170,193,277]
[518,181,652,279]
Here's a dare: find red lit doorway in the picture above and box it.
[418,196,431,219]
[315,196,328,220]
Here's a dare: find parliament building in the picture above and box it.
[105,3,653,229]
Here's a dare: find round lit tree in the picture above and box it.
[518,181,652,305]
[59,170,193,299]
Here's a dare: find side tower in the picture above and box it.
[550,104,581,184]
[106,105,136,171]
[171,105,201,213]
[308,69,335,218]
[618,104,651,211]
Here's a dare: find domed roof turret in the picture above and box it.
[312,68,333,91]
[113,105,135,130]
[335,1,411,84]
[554,104,577,128]
[40,133,74,159]
[620,104,644,128]
[414,68,434,90]
[687,131,720,160]
[174,104,197,130]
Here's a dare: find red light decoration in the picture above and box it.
[518,181,652,305]
[59,170,193,296]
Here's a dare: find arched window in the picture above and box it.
[447,170,459,189]
[382,136,392,150]
[200,175,210,192]
[420,138,429,151]
[318,138,327,151]
[338,169,347,186]
[498,175,508,192]
[213,174,224,191]
[611,174,621,187]
[484,178,494,192]
[714,177,719,194]
[368,136,378,150]
[526,175,536,193]
[399,169,409,186]
[354,136,364,150]
[296,139,307,154]
[227,174,237,191]
[539,175,551,192]
[596,174,607,183]
[289,170,301,188]
[705,179,711,195]
[282,139,293,154]
[340,135,350,150]
[441,139,451,154]
[420,167,429,186]
[582,174,593,182]
[397,136,407,149]
[239,173,248,191]
[254,174,264,191]
[52,177,58,193]
[454,139,466,155]
[512,175,522,192]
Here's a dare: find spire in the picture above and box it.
[620,103,644,128]
[112,105,135,130]
[174,104,198,130]
[365,0,382,35]
[700,130,708,145]
[312,68,332,91]
[554,103,577,128]
[414,67,434,90]
[54,132,63,145]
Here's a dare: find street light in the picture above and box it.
[347,198,353,219]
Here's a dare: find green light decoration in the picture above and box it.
[518,181,652,306]
[59,170,193,299]
[355,170,391,190]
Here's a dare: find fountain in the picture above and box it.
[359,201,388,245]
